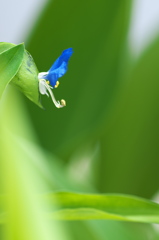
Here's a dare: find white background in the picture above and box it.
[1,0,159,56]
[0,0,47,43]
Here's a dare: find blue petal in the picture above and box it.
[46,48,73,87]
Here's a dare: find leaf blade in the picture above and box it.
[48,192,159,223]
[0,44,24,98]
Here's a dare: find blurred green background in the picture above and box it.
[1,0,159,239]
[25,0,159,199]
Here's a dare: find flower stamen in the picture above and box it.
[39,79,66,108]
[61,99,66,106]
[54,81,60,88]
[38,48,73,108]
[46,80,50,85]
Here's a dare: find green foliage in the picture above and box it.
[0,43,24,98]
[48,192,159,223]
[12,50,43,108]
[97,37,159,197]
[25,0,159,200]
[0,42,42,108]
[1,0,159,239]
[26,0,132,158]
[0,87,67,240]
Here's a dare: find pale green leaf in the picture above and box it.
[47,192,159,223]
[0,42,15,53]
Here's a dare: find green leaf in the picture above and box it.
[0,43,24,98]
[0,42,15,53]
[11,50,43,108]
[86,220,159,240]
[0,42,43,108]
[96,37,159,198]
[47,192,159,223]
[0,88,68,240]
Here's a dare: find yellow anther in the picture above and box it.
[61,99,66,107]
[55,81,60,88]
[46,80,50,85]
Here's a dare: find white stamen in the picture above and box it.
[38,79,66,108]
[39,79,49,96]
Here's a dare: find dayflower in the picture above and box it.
[38,48,73,108]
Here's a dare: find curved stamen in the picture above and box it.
[39,79,66,108]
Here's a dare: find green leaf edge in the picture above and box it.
[0,43,25,98]
[47,192,159,223]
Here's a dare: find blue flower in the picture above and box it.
[38,48,73,108]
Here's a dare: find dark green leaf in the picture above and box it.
[97,37,159,198]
